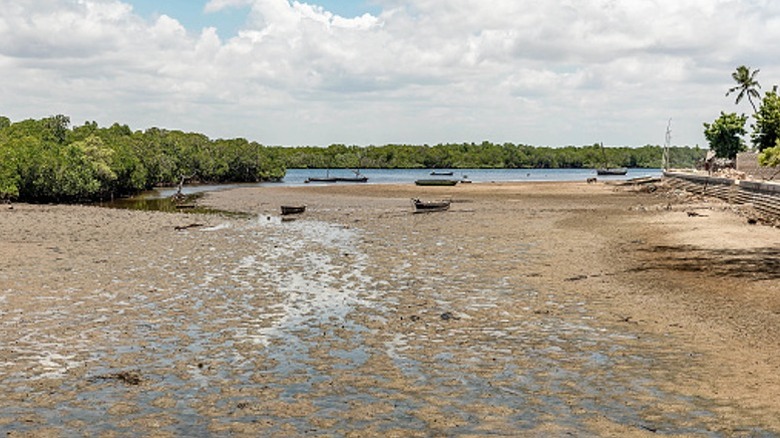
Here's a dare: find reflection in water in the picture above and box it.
[97,194,206,213]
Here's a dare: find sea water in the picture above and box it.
[144,168,662,198]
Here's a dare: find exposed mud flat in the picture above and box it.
[1,181,779,436]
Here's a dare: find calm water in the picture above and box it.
[145,168,662,199]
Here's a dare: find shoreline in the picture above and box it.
[1,180,779,435]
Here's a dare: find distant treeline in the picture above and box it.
[282,142,704,170]
[0,115,705,203]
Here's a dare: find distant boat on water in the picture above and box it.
[430,170,454,176]
[334,172,368,183]
[305,169,335,183]
[305,169,368,183]
[596,167,628,176]
[305,176,338,183]
[596,142,628,176]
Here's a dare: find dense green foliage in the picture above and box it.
[0,115,704,203]
[703,112,747,159]
[0,116,286,202]
[707,66,780,166]
[751,88,780,152]
[759,143,780,168]
[270,142,703,171]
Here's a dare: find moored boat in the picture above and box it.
[305,177,338,183]
[334,175,368,183]
[307,169,368,183]
[305,169,336,183]
[430,171,454,176]
[596,142,628,176]
[596,167,628,176]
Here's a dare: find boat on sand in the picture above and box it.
[415,179,459,186]
[412,198,451,212]
[281,205,306,215]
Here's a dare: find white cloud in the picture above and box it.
[205,0,253,14]
[0,0,779,147]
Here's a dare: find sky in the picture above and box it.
[1,0,778,148]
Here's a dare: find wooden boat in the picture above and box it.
[430,171,454,176]
[307,169,368,183]
[596,167,628,176]
[415,179,459,186]
[334,175,368,183]
[336,169,368,182]
[412,198,450,212]
[596,142,628,176]
[305,177,338,183]
[306,169,335,183]
[281,205,306,215]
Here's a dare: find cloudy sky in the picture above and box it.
[1,0,778,147]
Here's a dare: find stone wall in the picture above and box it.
[736,152,779,181]
[664,172,780,219]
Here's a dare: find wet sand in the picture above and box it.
[1,181,779,436]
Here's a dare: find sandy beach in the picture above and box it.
[1,180,779,436]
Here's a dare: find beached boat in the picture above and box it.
[415,179,459,186]
[430,171,454,176]
[412,198,451,212]
[281,205,306,215]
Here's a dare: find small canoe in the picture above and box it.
[281,205,306,215]
[430,171,454,176]
[412,198,451,212]
[415,179,459,186]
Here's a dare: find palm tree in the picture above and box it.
[726,65,761,113]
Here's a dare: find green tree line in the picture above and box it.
[272,142,703,171]
[0,115,704,203]
[0,115,286,202]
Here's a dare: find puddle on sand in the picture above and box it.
[0,214,775,436]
